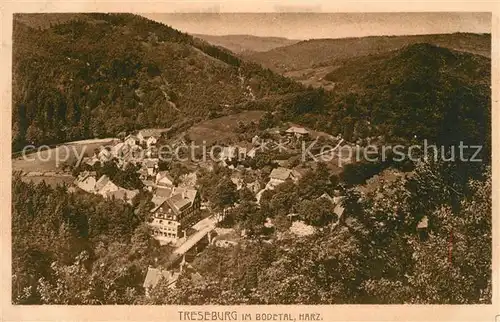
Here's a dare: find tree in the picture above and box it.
[25,123,43,145]
[296,199,335,227]
[210,177,238,211]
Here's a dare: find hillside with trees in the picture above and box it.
[12,160,491,304]
[13,14,490,161]
[12,13,302,150]
[271,43,491,161]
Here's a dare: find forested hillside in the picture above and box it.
[274,43,491,160]
[12,162,492,304]
[12,14,490,159]
[12,13,301,150]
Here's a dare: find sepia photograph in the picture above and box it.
[5,4,495,314]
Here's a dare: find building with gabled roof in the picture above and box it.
[156,171,175,187]
[98,147,112,162]
[143,264,202,296]
[74,171,97,193]
[104,188,139,204]
[95,175,119,196]
[143,267,180,295]
[285,126,309,138]
[125,134,139,147]
[137,129,165,147]
[149,186,201,244]
[269,167,299,182]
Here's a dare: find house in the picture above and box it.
[104,188,139,204]
[246,180,261,194]
[156,171,175,187]
[149,187,201,244]
[319,192,335,203]
[285,126,309,138]
[98,147,112,162]
[333,201,346,224]
[137,167,149,181]
[417,216,429,241]
[111,142,127,158]
[149,216,183,245]
[264,217,274,229]
[151,195,168,209]
[124,134,139,147]
[142,180,155,192]
[145,146,159,159]
[212,228,239,248]
[266,167,300,190]
[137,129,164,147]
[246,147,258,159]
[269,167,299,183]
[143,267,180,296]
[150,187,201,219]
[95,175,119,196]
[82,156,99,167]
[143,264,202,297]
[74,171,97,193]
[155,186,174,198]
[318,193,346,227]
[213,239,238,248]
[143,159,159,177]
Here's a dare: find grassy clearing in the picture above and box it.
[187,110,265,145]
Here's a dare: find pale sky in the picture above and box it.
[141,12,491,40]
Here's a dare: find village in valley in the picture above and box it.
[66,122,352,292]
[10,12,492,307]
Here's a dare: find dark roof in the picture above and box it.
[105,188,139,201]
[143,267,180,289]
[155,186,173,198]
[144,159,158,168]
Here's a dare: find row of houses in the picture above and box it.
[124,128,166,148]
[74,171,139,204]
[81,129,167,168]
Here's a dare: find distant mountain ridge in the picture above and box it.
[245,32,491,73]
[193,34,300,53]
